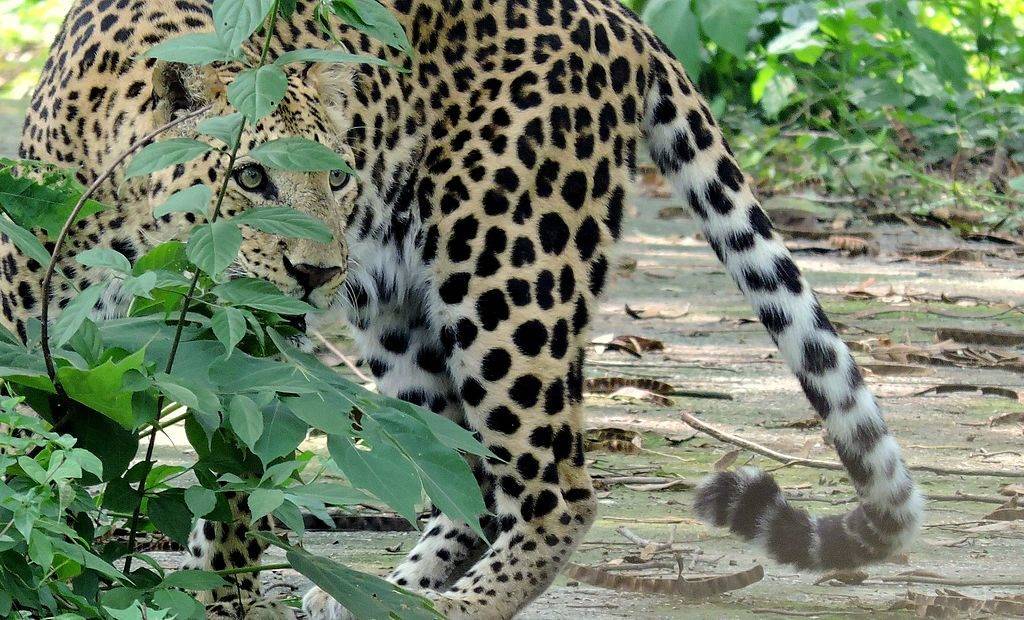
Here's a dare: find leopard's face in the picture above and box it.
[149,61,358,311]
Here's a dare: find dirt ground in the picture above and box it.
[3,98,1024,618]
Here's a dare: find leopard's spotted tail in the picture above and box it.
[639,63,923,571]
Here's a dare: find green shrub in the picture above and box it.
[0,1,486,617]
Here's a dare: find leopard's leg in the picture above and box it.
[182,493,295,619]
[428,334,598,619]
[306,267,493,611]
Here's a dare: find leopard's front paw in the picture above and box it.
[301,587,352,620]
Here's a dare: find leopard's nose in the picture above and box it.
[283,256,344,295]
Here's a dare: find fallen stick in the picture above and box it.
[679,411,1024,478]
[879,575,1024,587]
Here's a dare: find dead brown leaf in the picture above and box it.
[933,327,1024,348]
[608,386,674,407]
[984,507,1024,522]
[903,590,1024,617]
[828,234,879,256]
[585,376,674,395]
[713,449,741,472]
[813,569,869,586]
[624,303,690,320]
[657,206,689,219]
[564,562,764,598]
[999,483,1024,497]
[914,384,1022,402]
[586,427,643,454]
[861,362,934,377]
[988,411,1024,426]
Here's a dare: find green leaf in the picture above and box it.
[227,65,288,121]
[287,482,374,507]
[284,392,352,434]
[57,347,147,429]
[102,475,141,513]
[695,0,757,57]
[183,487,217,519]
[76,248,131,274]
[143,32,235,64]
[910,28,968,88]
[162,569,228,590]
[327,430,421,525]
[50,283,106,349]
[285,543,439,619]
[387,398,493,459]
[643,0,702,79]
[249,137,355,174]
[125,139,212,179]
[274,48,392,68]
[329,0,413,56]
[0,216,51,266]
[232,206,333,243]
[765,21,823,63]
[272,499,305,535]
[133,241,188,276]
[149,489,193,545]
[154,185,212,219]
[121,272,159,300]
[186,220,243,276]
[228,394,263,450]
[211,278,314,315]
[0,340,52,388]
[211,307,247,355]
[152,589,205,620]
[1009,176,1024,192]
[279,0,298,18]
[197,113,245,150]
[253,400,308,465]
[0,168,105,239]
[248,488,285,522]
[374,412,488,539]
[212,0,276,51]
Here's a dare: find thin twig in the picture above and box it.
[879,575,1024,587]
[679,411,1024,478]
[38,104,213,385]
[311,330,371,382]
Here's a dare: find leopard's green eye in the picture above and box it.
[235,165,266,192]
[329,169,351,191]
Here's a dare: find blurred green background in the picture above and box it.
[2,0,1022,229]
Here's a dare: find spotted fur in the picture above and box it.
[8,0,922,618]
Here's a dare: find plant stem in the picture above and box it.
[122,119,246,576]
[38,105,212,386]
[122,0,281,576]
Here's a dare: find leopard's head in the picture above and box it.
[147,60,357,312]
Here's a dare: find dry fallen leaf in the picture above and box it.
[585,376,674,395]
[608,386,673,407]
[713,449,741,472]
[934,327,1024,348]
[914,384,1022,402]
[586,427,643,454]
[813,569,869,586]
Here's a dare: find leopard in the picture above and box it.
[6,0,924,618]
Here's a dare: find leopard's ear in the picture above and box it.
[151,61,222,124]
[307,54,357,110]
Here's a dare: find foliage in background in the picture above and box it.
[0,0,71,99]
[0,1,487,618]
[626,0,1024,226]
